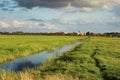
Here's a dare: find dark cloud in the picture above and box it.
[15,0,70,9]
[29,18,44,22]
[14,0,120,9]
[0,0,119,11]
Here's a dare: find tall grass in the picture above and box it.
[0,71,79,80]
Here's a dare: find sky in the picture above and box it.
[0,0,120,32]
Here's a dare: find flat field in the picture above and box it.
[0,35,83,64]
[0,36,120,80]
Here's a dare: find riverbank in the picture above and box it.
[0,35,85,64]
[0,42,81,72]
[39,37,120,80]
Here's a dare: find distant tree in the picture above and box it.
[86,32,91,36]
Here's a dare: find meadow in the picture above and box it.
[0,36,120,80]
[0,35,83,64]
[39,37,120,80]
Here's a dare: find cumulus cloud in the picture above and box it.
[79,16,120,25]
[24,21,57,30]
[60,18,76,25]
[0,21,9,28]
[14,0,120,10]
[40,23,57,30]
[0,20,58,32]
[12,20,24,27]
[1,0,120,12]
[82,7,93,12]
[28,22,57,30]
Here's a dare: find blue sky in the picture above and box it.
[0,0,120,32]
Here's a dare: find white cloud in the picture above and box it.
[79,15,120,25]
[12,20,24,27]
[60,3,93,12]
[103,5,111,10]
[60,3,77,12]
[0,21,9,28]
[73,0,120,8]
[67,0,120,12]
[112,17,117,20]
[27,22,57,30]
[60,18,76,25]
[44,23,57,30]
[60,1,113,12]
[82,7,93,12]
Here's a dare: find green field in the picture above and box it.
[0,35,83,64]
[39,37,120,80]
[0,36,120,80]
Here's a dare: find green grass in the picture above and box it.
[0,36,120,80]
[39,37,120,80]
[0,35,84,64]
[92,37,120,80]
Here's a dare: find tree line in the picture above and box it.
[0,32,78,36]
[86,32,120,37]
[0,31,120,37]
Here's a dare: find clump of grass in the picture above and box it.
[45,74,79,80]
[0,71,79,80]
[0,71,35,80]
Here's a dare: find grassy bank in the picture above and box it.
[39,37,120,80]
[0,35,84,64]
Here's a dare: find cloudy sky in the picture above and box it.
[0,0,120,32]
